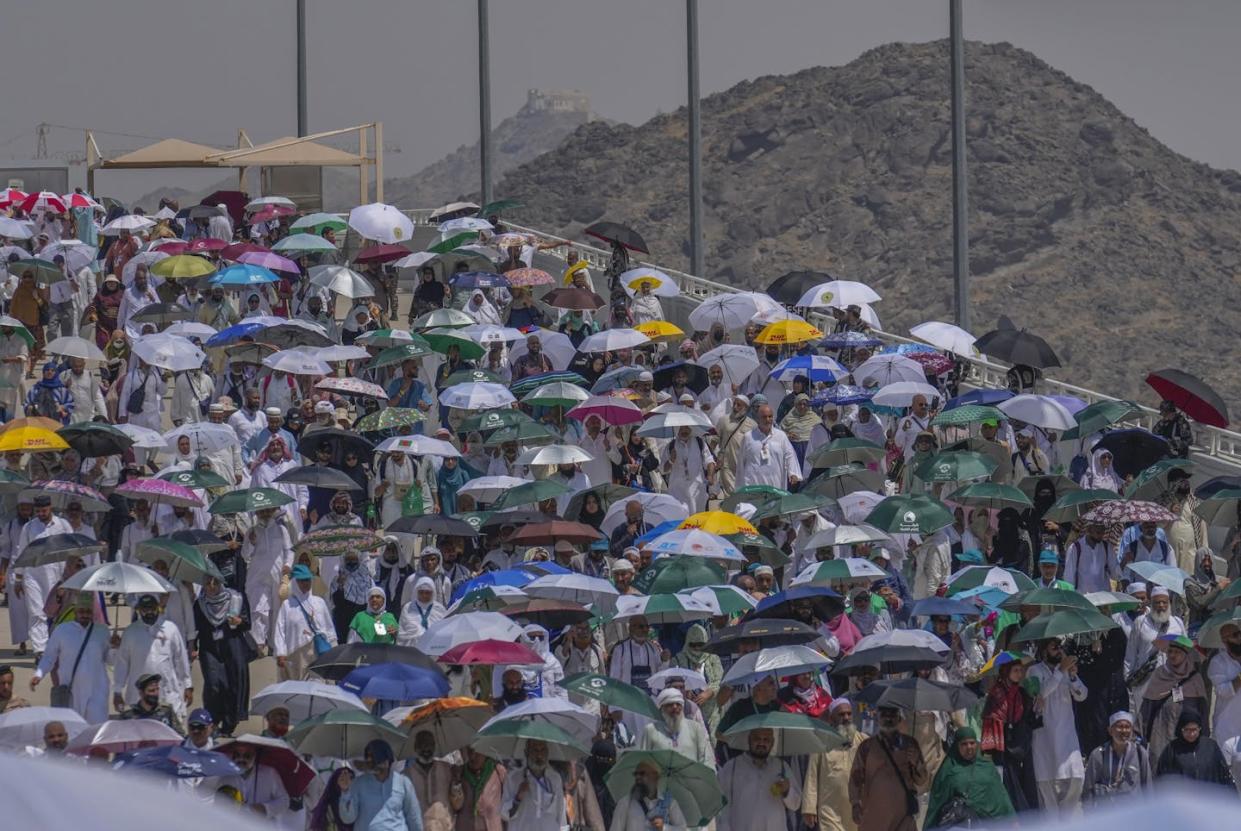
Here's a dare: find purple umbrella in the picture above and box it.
[114,478,203,508]
[1047,395,1088,415]
[237,250,300,275]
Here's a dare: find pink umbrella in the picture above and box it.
[251,205,296,223]
[238,250,300,274]
[24,480,111,512]
[505,267,555,288]
[316,377,389,399]
[150,240,190,255]
[20,191,67,214]
[908,351,955,376]
[0,188,28,209]
[567,395,644,426]
[68,720,182,754]
[1082,500,1178,525]
[114,478,203,508]
[188,238,227,253]
[61,193,101,210]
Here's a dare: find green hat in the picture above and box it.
[981,419,999,428]
[954,725,978,742]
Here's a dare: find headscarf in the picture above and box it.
[35,361,65,391]
[342,553,375,605]
[309,768,356,831]
[992,508,1025,568]
[1142,645,1205,702]
[466,290,501,326]
[678,623,710,671]
[826,611,863,654]
[258,436,289,465]
[199,579,238,628]
[522,623,550,658]
[1086,448,1122,492]
[104,331,131,364]
[342,304,372,333]
[925,725,1014,826]
[851,407,887,446]
[436,458,475,516]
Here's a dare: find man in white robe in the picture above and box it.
[736,404,802,491]
[117,264,161,334]
[501,739,566,831]
[660,426,715,514]
[1028,637,1088,817]
[893,395,933,461]
[109,593,193,722]
[578,417,614,488]
[60,358,107,423]
[244,508,295,651]
[1123,586,1186,701]
[119,499,158,564]
[638,688,714,768]
[0,326,29,420]
[1209,624,1241,749]
[16,496,72,655]
[273,565,336,681]
[219,744,293,821]
[29,594,110,722]
[1063,523,1120,593]
[911,529,953,599]
[714,395,755,496]
[718,727,802,831]
[609,759,689,831]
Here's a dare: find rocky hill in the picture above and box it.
[497,40,1241,412]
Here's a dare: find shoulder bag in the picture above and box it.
[50,623,95,708]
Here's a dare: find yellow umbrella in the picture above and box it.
[0,427,69,452]
[151,254,216,280]
[562,260,590,286]
[0,416,62,434]
[679,510,758,536]
[634,320,685,342]
[754,320,823,345]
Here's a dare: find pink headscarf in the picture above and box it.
[826,612,863,655]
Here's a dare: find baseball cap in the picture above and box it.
[1038,549,1059,565]
[188,708,214,727]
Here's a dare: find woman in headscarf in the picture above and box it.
[207,513,249,593]
[612,426,659,491]
[435,455,477,516]
[375,536,413,616]
[505,287,544,330]
[924,726,1015,828]
[330,549,375,642]
[192,574,252,735]
[960,508,992,557]
[348,586,399,645]
[9,270,47,374]
[558,309,595,348]
[465,290,501,326]
[341,304,378,345]
[1184,547,1227,626]
[849,403,888,448]
[990,508,1031,573]
[87,273,124,350]
[576,491,607,532]
[309,767,355,831]
[397,576,446,647]
[981,660,1039,812]
[1022,476,1062,556]
[1140,637,1207,760]
[241,290,271,318]
[1154,709,1235,787]
[671,623,723,734]
[825,607,863,656]
[1081,448,1122,492]
[24,360,74,423]
[780,394,820,468]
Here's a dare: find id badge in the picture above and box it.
[374,621,388,636]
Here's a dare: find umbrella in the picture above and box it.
[273,465,363,491]
[910,321,978,357]
[271,233,337,254]
[411,308,476,330]
[1081,499,1177,525]
[340,662,451,700]
[1194,488,1241,526]
[509,520,602,545]
[720,711,846,755]
[0,426,69,452]
[790,558,887,587]
[291,212,348,233]
[801,523,893,551]
[1084,591,1141,613]
[1125,561,1191,596]
[164,529,230,556]
[1011,608,1119,642]
[130,333,204,372]
[579,328,651,353]
[766,270,832,305]
[543,287,607,310]
[348,202,413,244]
[439,381,515,411]
[584,221,647,252]
[295,526,386,559]
[20,480,110,512]
[705,619,820,655]
[807,438,887,470]
[389,698,492,756]
[68,720,182,755]
[754,319,823,346]
[1146,368,1229,427]
[865,493,954,534]
[769,354,846,383]
[262,348,331,376]
[1016,474,1080,500]
[208,487,295,514]
[480,695,598,742]
[677,510,756,536]
[57,422,132,458]
[513,444,593,467]
[213,735,316,796]
[46,335,108,365]
[831,629,950,676]
[998,587,1096,613]
[599,493,689,535]
[14,534,105,567]
[458,475,530,504]
[355,407,426,433]
[376,435,460,458]
[150,254,215,280]
[1091,429,1170,478]
[853,677,978,712]
[115,478,202,508]
[286,710,406,759]
[698,343,762,386]
[567,396,644,427]
[315,376,391,400]
[652,361,709,395]
[997,394,1076,430]
[450,270,510,290]
[1197,607,1241,647]
[561,674,660,719]
[645,529,744,563]
[679,585,756,616]
[438,639,545,666]
[1061,399,1142,440]
[946,482,1032,510]
[908,596,985,618]
[633,557,726,594]
[473,720,589,763]
[0,707,88,749]
[749,492,834,524]
[1125,458,1195,500]
[418,612,526,656]
[386,514,479,537]
[7,257,65,286]
[502,599,592,628]
[634,320,685,343]
[163,321,218,340]
[753,586,845,624]
[945,566,1037,595]
[62,561,173,595]
[522,381,591,408]
[719,484,790,513]
[914,450,997,483]
[932,405,1006,428]
[298,429,376,463]
[871,381,941,408]
[210,263,280,287]
[129,303,193,328]
[794,279,881,309]
[721,644,833,686]
[1041,489,1119,523]
[603,750,722,825]
[636,409,713,441]
[973,319,1061,368]
[853,354,926,387]
[133,537,222,582]
[307,265,376,299]
[505,267,555,287]
[612,593,714,624]
[249,679,368,722]
[112,745,242,779]
[521,573,619,610]
[308,642,443,682]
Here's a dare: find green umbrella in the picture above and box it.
[0,468,31,493]
[1084,591,1141,613]
[508,371,589,398]
[633,558,726,594]
[0,315,36,349]
[685,585,757,615]
[209,487,295,514]
[428,232,476,254]
[159,468,229,490]
[612,593,715,625]
[914,450,997,483]
[945,566,1037,595]
[720,711,846,755]
[805,464,884,499]
[563,484,638,521]
[473,720,589,762]
[290,212,347,233]
[999,588,1095,613]
[479,199,522,216]
[750,492,835,523]
[604,750,723,826]
[367,340,434,369]
[134,537,223,582]
[460,409,533,434]
[286,710,406,759]
[423,328,486,360]
[412,308,475,329]
[483,422,559,448]
[723,531,790,567]
[1198,607,1241,647]
[720,485,789,513]
[8,257,64,285]
[932,405,1006,427]
[354,328,418,349]
[1124,458,1195,500]
[1042,489,1119,524]
[57,422,134,458]
[865,494,954,534]
[1061,399,1141,440]
[562,673,660,719]
[946,482,1032,510]
[1196,489,1241,526]
[807,437,885,469]
[1011,608,1118,643]
[356,407,426,433]
[490,479,570,510]
[521,382,591,408]
[444,368,504,386]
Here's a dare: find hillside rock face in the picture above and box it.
[497,41,1241,410]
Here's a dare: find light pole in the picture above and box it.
[296,0,308,136]
[950,0,969,329]
[478,0,493,206]
[686,0,704,277]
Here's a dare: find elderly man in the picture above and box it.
[849,706,928,831]
[111,594,193,722]
[117,262,161,334]
[894,395,933,461]
[608,614,665,697]
[246,509,296,654]
[610,758,688,831]
[804,698,867,831]
[59,357,107,423]
[719,727,801,831]
[639,687,714,767]
[736,404,802,491]
[714,394,755,495]
[1083,710,1153,803]
[660,425,715,513]
[609,501,650,558]
[501,739,566,831]
[698,363,729,413]
[29,594,110,722]
[1028,638,1088,817]
[1124,585,1186,698]
[244,406,298,467]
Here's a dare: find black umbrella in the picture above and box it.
[851,678,978,712]
[652,362,708,395]
[705,619,820,656]
[1196,475,1241,500]
[259,322,335,349]
[297,429,375,465]
[188,204,226,220]
[973,316,1061,368]
[275,465,363,491]
[387,515,479,537]
[15,533,106,567]
[307,643,444,682]
[169,529,231,555]
[481,509,552,530]
[831,646,949,677]
[765,271,833,307]
[584,221,648,254]
[1091,429,1170,479]
[1146,368,1230,428]
[57,422,134,458]
[130,303,192,327]
[501,600,592,629]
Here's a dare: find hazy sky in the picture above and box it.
[6,0,1239,202]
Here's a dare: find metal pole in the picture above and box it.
[686,0,704,277]
[950,0,969,329]
[296,0,308,136]
[478,0,493,206]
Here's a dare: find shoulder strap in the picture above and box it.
[875,735,915,799]
[294,596,321,635]
[67,622,95,687]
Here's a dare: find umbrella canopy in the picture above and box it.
[910,321,978,357]
[473,720,589,763]
[997,394,1076,430]
[914,450,997,483]
[790,558,887,587]
[853,354,926,387]
[865,493,954,534]
[0,426,69,452]
[603,750,723,825]
[437,639,545,667]
[584,221,648,252]
[1041,489,1119,524]
[0,707,88,749]
[115,477,202,508]
[974,320,1061,368]
[612,593,714,624]
[286,710,406,759]
[1081,499,1177,525]
[766,270,831,305]
[807,438,886,470]
[340,662,451,700]
[719,711,846,755]
[908,596,986,618]
[62,561,173,594]
[295,526,386,559]
[213,735,316,796]
[1194,488,1241,526]
[19,480,110,512]
[308,265,376,299]
[418,612,526,656]
[832,629,950,676]
[68,720,182,755]
[1146,368,1229,427]
[298,429,376,463]
[1197,607,1241,648]
[794,279,881,309]
[13,534,105,569]
[562,673,661,719]
[946,482,1032,510]
[112,745,242,779]
[389,697,493,756]
[721,644,833,686]
[543,287,607,310]
[1125,561,1191,596]
[645,529,744,563]
[250,679,368,722]
[274,465,365,491]
[754,319,823,346]
[348,202,413,244]
[753,586,845,624]
[55,422,133,458]
[133,537,222,582]
[1061,399,1142,440]
[705,619,820,655]
[502,599,592,629]
[1124,458,1195,500]
[1091,429,1169,479]
[633,557,726,594]
[853,677,979,712]
[386,514,479,537]
[678,510,756,536]
[999,587,1096,613]
[1011,608,1118,642]
[510,521,603,547]
[208,487,295,515]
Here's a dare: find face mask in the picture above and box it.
[140,610,159,625]
[267,723,289,738]
[345,560,360,572]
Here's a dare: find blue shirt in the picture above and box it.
[343,771,423,831]
[244,426,297,463]
[385,376,431,434]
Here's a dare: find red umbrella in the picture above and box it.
[221,241,268,261]
[438,638,545,666]
[1145,368,1229,428]
[908,351,955,376]
[354,243,409,264]
[188,238,227,253]
[510,521,604,545]
[151,240,190,255]
[215,734,315,797]
[0,188,28,209]
[20,191,66,214]
[61,193,101,210]
[501,600,593,628]
[251,205,296,224]
[1082,499,1178,525]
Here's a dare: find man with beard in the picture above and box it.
[804,698,867,831]
[117,262,161,334]
[698,362,729,414]
[338,739,422,830]
[736,405,802,491]
[660,424,715,514]
[557,621,607,713]
[118,674,185,734]
[548,462,589,516]
[638,687,714,767]
[16,495,74,658]
[511,333,554,381]
[501,739,565,831]
[719,727,801,831]
[406,730,457,831]
[1028,638,1088,817]
[312,490,363,589]
[1124,586,1186,701]
[1208,623,1241,751]
[30,593,110,722]
[111,594,193,723]
[609,758,688,831]
[60,356,106,423]
[493,624,565,701]
[243,506,295,655]
[1064,521,1120,594]
[849,707,928,831]
[494,668,531,712]
[743,345,786,401]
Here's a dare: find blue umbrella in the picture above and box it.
[210,263,280,286]
[812,384,873,406]
[908,597,984,618]
[591,365,644,393]
[113,745,242,779]
[770,355,846,383]
[451,271,510,290]
[204,320,266,348]
[755,585,844,621]
[947,585,1009,613]
[452,568,539,604]
[879,343,936,356]
[820,331,882,349]
[340,662,451,701]
[515,562,572,577]
[944,389,1013,410]
[636,519,681,544]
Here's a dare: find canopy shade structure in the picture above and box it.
[97,138,226,169]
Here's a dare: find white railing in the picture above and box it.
[404,209,1241,471]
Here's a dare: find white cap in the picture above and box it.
[264,406,283,417]
[829,697,852,714]
[1150,586,1170,598]
[314,400,334,414]
[611,559,635,573]
[637,370,654,383]
[656,687,684,708]
[1128,582,1147,594]
[1109,710,1134,727]
[678,393,695,404]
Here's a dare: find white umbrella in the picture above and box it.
[438,217,493,235]
[507,328,576,371]
[62,561,174,594]
[751,307,808,327]
[600,492,689,534]
[0,217,34,240]
[348,202,413,244]
[163,422,237,453]
[250,680,368,722]
[514,444,595,467]
[316,344,371,362]
[478,697,598,745]
[429,201,480,221]
[794,280,882,309]
[853,354,925,386]
[635,407,713,439]
[802,523,893,549]
[121,251,169,286]
[688,291,781,331]
[391,251,437,270]
[68,719,182,753]
[579,328,650,353]
[722,644,833,686]
[131,333,205,372]
[699,344,761,387]
[308,265,376,299]
[910,321,978,357]
[0,706,88,749]
[458,324,527,345]
[945,565,1027,594]
[677,586,756,617]
[263,349,331,376]
[459,475,532,503]
[870,381,941,408]
[246,196,297,211]
[524,573,619,612]
[115,423,165,450]
[418,612,525,656]
[163,321,217,340]
[612,593,714,624]
[375,435,461,458]
[851,629,951,656]
[646,667,708,692]
[997,394,1076,430]
[836,491,885,524]
[102,214,155,236]
[45,336,106,364]
[38,240,97,272]
[619,267,679,297]
[439,381,516,411]
[646,529,746,563]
